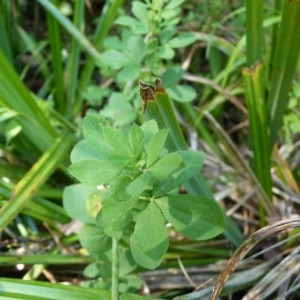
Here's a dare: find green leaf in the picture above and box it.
[121,293,160,300]
[118,249,137,276]
[162,17,180,27]
[82,114,112,157]
[119,275,143,293]
[70,140,104,163]
[84,262,101,278]
[79,224,111,255]
[82,85,109,106]
[115,16,140,27]
[82,116,133,160]
[0,50,56,155]
[102,126,133,159]
[5,119,22,144]
[168,32,197,48]
[156,195,226,240]
[127,172,154,199]
[86,190,103,218]
[0,278,110,299]
[0,107,19,122]
[68,159,122,185]
[127,35,145,62]
[160,66,184,87]
[104,36,123,50]
[130,202,168,269]
[117,63,141,82]
[167,84,197,102]
[161,8,180,20]
[146,153,183,180]
[113,172,154,202]
[178,150,204,168]
[129,123,144,159]
[140,119,159,145]
[113,175,133,201]
[165,0,185,10]
[267,0,300,147]
[102,93,136,127]
[153,151,204,197]
[132,1,148,26]
[243,65,272,200]
[63,184,96,224]
[115,16,148,34]
[96,197,134,238]
[0,131,73,231]
[145,38,159,54]
[153,166,198,197]
[100,49,131,69]
[159,27,177,43]
[145,128,169,167]
[158,44,175,59]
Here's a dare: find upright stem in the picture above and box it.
[111,237,119,300]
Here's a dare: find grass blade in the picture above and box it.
[267,0,300,147]
[0,131,73,231]
[243,65,272,203]
[65,0,85,115]
[46,0,65,114]
[0,1,16,65]
[0,50,56,154]
[36,0,101,60]
[74,0,124,116]
[245,0,264,65]
[0,277,110,300]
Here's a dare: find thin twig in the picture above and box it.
[177,255,197,288]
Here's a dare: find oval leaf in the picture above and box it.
[167,85,197,102]
[117,63,141,82]
[102,93,136,127]
[156,195,225,240]
[79,224,111,255]
[130,202,168,269]
[70,140,104,163]
[129,123,144,159]
[146,153,183,180]
[63,184,96,224]
[168,32,197,48]
[96,197,135,238]
[102,126,132,159]
[145,128,169,167]
[82,115,112,157]
[68,159,122,185]
[100,50,131,69]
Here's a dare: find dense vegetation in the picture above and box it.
[0,0,299,299]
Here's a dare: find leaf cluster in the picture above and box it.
[87,0,197,122]
[63,114,225,274]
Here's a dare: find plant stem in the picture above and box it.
[112,237,119,300]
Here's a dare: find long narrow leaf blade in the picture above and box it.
[267,0,300,147]
[36,0,101,60]
[0,131,73,230]
[0,277,110,300]
[243,64,272,201]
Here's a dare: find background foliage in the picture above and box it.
[0,0,299,299]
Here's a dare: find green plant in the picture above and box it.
[242,0,300,221]
[94,0,198,126]
[1,0,299,299]
[63,103,225,296]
